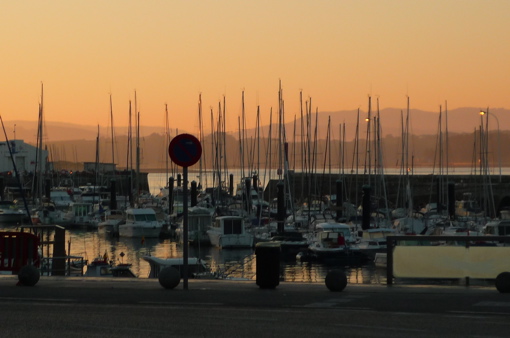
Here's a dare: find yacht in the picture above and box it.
[118,207,163,238]
[307,221,360,259]
[207,215,254,248]
[175,206,213,246]
[0,200,28,224]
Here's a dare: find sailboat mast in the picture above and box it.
[165,103,170,186]
[241,90,246,180]
[136,111,140,201]
[110,94,115,176]
[33,83,44,204]
[127,100,133,207]
[197,94,204,188]
[222,96,227,188]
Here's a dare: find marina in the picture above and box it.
[1,168,510,286]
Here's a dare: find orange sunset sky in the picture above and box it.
[1,1,509,134]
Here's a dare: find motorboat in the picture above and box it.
[63,202,96,228]
[207,215,254,248]
[142,255,210,278]
[175,206,212,246]
[307,221,361,259]
[97,209,125,235]
[356,228,396,260]
[84,257,136,278]
[32,201,72,226]
[0,200,29,224]
[49,189,73,209]
[118,207,163,238]
[484,219,510,236]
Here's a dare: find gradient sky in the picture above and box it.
[2,1,509,134]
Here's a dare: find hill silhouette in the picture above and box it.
[3,107,509,171]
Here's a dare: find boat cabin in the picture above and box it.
[484,220,510,236]
[314,222,354,242]
[212,216,246,235]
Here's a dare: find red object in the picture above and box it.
[337,235,345,245]
[0,232,40,273]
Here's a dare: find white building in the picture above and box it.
[0,140,48,175]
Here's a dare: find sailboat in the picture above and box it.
[118,98,163,238]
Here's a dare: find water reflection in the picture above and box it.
[2,225,385,283]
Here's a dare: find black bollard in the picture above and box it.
[361,185,371,230]
[190,181,197,207]
[128,176,134,207]
[168,177,175,215]
[448,182,455,220]
[45,178,51,201]
[110,179,117,210]
[277,181,285,234]
[177,174,182,187]
[0,176,4,200]
[229,174,234,197]
[244,178,251,213]
[436,178,443,215]
[336,180,343,221]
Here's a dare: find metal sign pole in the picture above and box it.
[183,166,189,290]
[168,133,201,291]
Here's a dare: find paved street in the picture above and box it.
[1,276,509,337]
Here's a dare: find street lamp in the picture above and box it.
[480,110,501,182]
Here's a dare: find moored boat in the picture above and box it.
[207,215,254,248]
[175,206,212,246]
[118,207,163,238]
[142,255,210,278]
[306,221,363,261]
[84,257,136,278]
[0,200,29,224]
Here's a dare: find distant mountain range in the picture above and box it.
[4,107,509,171]
[5,107,508,143]
[3,120,170,143]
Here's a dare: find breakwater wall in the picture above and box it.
[264,172,510,215]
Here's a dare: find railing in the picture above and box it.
[40,256,85,276]
[18,224,84,276]
[386,235,510,285]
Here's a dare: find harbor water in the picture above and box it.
[1,225,385,283]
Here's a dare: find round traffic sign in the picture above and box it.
[168,134,202,167]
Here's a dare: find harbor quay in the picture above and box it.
[1,275,509,337]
